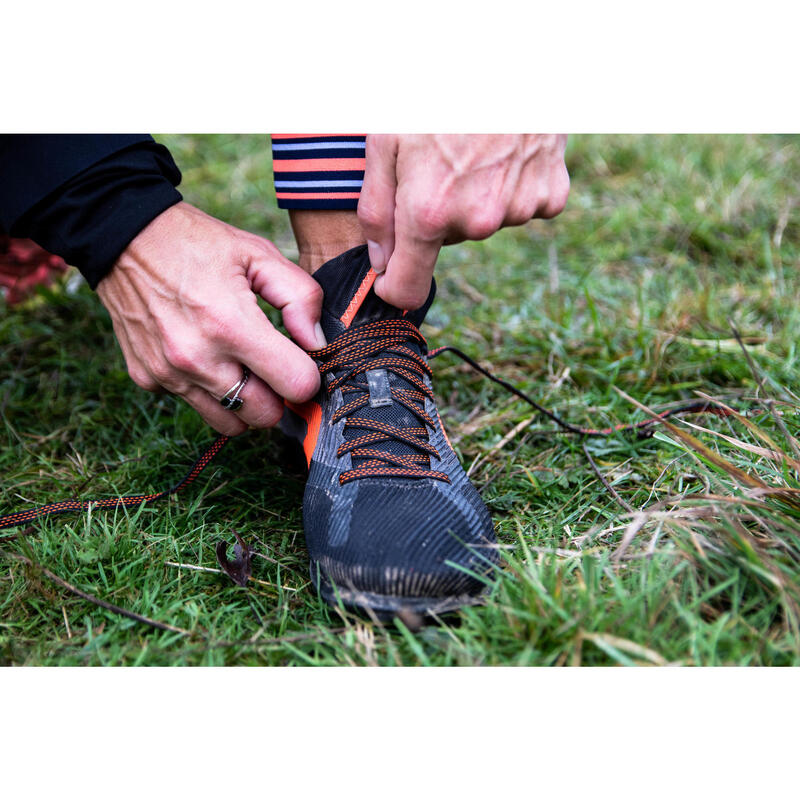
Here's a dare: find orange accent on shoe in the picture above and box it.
[307,318,451,485]
[287,400,323,466]
[435,407,454,450]
[339,268,377,328]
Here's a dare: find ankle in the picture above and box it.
[290,210,366,273]
[296,243,364,273]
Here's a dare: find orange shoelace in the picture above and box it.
[308,319,451,484]
[0,329,743,532]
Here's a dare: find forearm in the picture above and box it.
[0,134,182,288]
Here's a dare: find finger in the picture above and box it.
[179,385,249,436]
[358,134,399,274]
[108,316,161,393]
[193,363,285,430]
[245,243,327,351]
[226,303,321,404]
[538,162,571,218]
[143,257,321,406]
[373,205,442,310]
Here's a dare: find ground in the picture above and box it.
[1,134,799,666]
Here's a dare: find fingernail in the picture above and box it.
[367,240,386,274]
[313,321,327,349]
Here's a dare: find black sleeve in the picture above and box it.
[0,134,183,289]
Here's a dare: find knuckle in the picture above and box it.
[252,236,279,257]
[175,351,200,374]
[129,367,158,392]
[542,191,570,218]
[211,313,237,343]
[367,133,395,157]
[241,239,280,268]
[403,291,429,311]
[464,209,504,240]
[163,340,202,374]
[357,199,386,231]
[149,362,173,387]
[540,171,571,219]
[387,285,429,311]
[505,203,531,227]
[249,402,283,429]
[302,280,324,310]
[412,199,449,239]
[557,172,571,208]
[198,304,235,341]
[285,366,320,403]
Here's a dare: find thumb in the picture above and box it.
[245,240,326,351]
[358,134,399,274]
[373,206,442,311]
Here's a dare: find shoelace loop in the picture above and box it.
[308,319,451,485]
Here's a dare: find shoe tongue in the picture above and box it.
[311,245,437,472]
[312,245,435,341]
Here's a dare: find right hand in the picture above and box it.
[96,202,326,436]
[358,134,569,309]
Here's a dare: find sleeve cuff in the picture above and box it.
[4,138,183,288]
[80,183,182,289]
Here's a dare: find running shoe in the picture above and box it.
[282,245,498,618]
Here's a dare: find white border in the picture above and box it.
[1,668,797,797]
[3,1,798,132]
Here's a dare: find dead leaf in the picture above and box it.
[215,531,253,587]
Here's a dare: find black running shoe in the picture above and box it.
[282,245,498,617]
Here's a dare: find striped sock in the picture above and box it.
[271,134,366,210]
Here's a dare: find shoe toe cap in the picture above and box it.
[306,479,497,601]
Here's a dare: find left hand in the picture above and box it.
[357,134,570,309]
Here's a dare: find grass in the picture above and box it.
[1,134,799,666]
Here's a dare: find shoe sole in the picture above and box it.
[316,573,489,621]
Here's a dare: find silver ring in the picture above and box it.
[220,366,250,412]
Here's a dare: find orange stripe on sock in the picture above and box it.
[273,158,366,172]
[272,133,366,139]
[275,192,362,200]
[340,269,377,328]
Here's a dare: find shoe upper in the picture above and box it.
[283,245,497,605]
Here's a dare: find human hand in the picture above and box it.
[96,202,326,436]
[358,134,569,309]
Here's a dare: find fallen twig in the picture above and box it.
[0,525,36,543]
[4,549,190,636]
[164,561,299,592]
[468,415,535,477]
[729,319,767,397]
[582,443,634,513]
